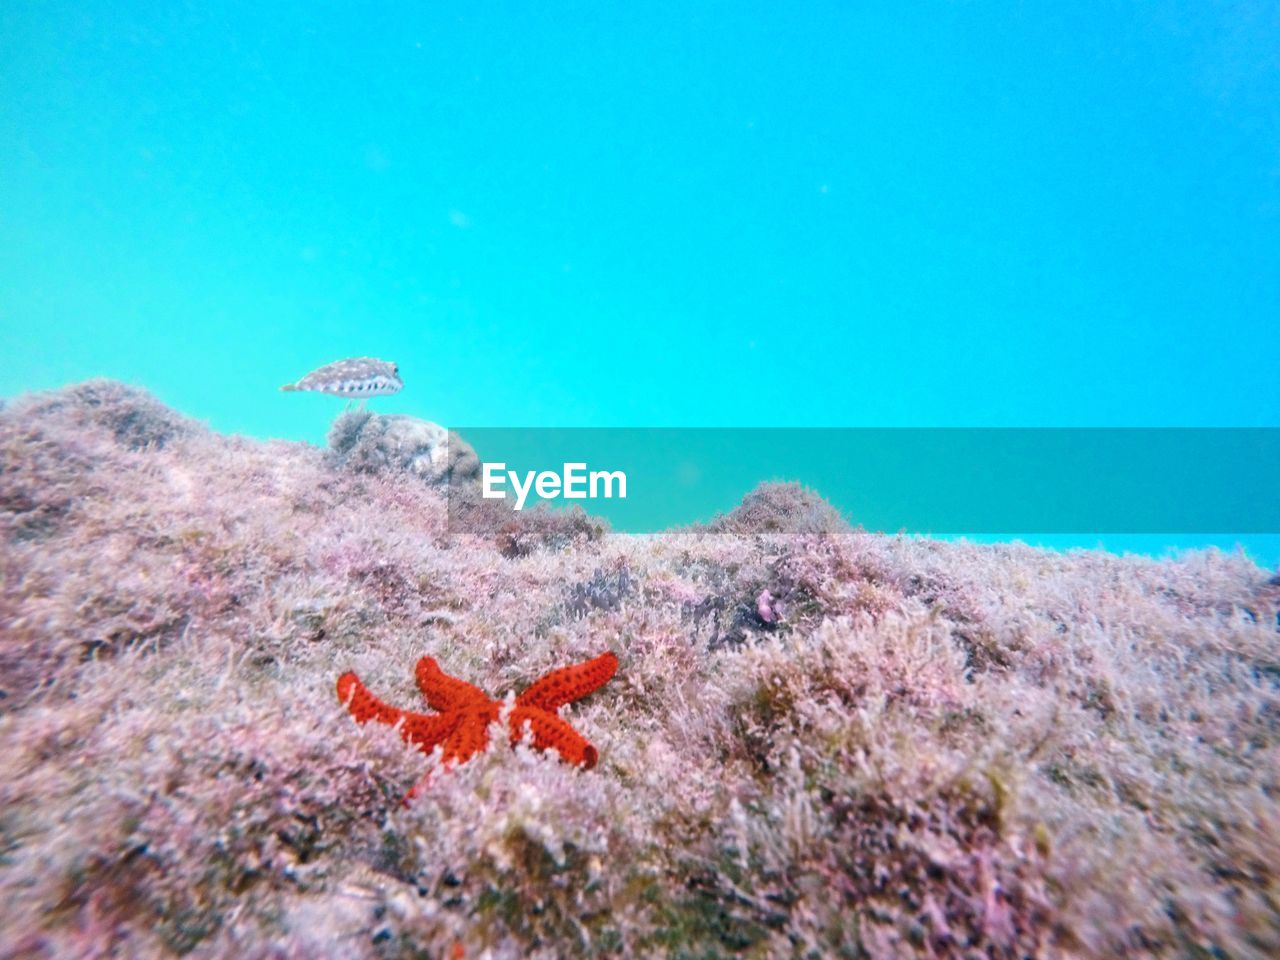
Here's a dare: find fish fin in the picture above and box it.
[280,383,299,392]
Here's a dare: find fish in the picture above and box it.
[280,357,403,397]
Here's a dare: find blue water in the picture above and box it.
[2,3,1277,566]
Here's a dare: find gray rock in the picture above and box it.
[327,410,480,485]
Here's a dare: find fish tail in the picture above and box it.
[280,383,299,392]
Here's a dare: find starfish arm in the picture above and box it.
[516,651,619,711]
[337,672,460,754]
[441,709,496,766]
[508,706,600,769]
[415,656,490,711]
[399,712,464,755]
[337,672,402,725]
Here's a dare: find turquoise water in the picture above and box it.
[2,3,1277,564]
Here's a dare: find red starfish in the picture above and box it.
[336,652,618,788]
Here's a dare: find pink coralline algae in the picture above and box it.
[2,382,1279,960]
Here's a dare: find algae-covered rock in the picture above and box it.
[9,378,195,451]
[327,409,480,484]
[3,380,1279,960]
[705,480,850,535]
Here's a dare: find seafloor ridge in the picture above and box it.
[1,381,1277,959]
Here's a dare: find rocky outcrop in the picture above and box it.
[326,409,480,485]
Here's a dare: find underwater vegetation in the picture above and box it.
[1,381,1278,958]
[700,480,851,536]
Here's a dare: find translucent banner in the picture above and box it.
[442,428,1280,535]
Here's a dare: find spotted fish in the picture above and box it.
[280,357,403,397]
